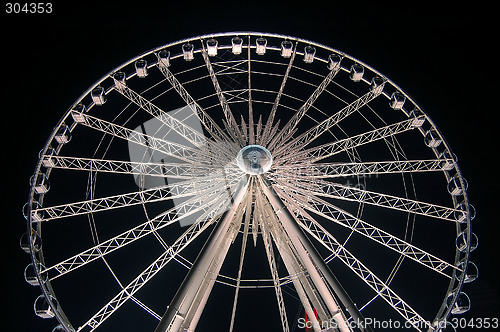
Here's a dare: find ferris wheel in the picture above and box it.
[21,32,477,332]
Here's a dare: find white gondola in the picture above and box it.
[91,86,106,105]
[350,63,364,82]
[255,37,267,55]
[112,71,126,90]
[454,201,467,222]
[303,45,316,63]
[135,59,148,78]
[34,295,58,319]
[409,108,426,127]
[281,40,293,58]
[424,129,442,148]
[447,174,466,196]
[70,103,87,123]
[370,76,385,94]
[206,39,218,57]
[389,91,406,110]
[157,50,171,68]
[182,43,194,61]
[327,53,342,70]
[454,200,475,222]
[54,125,71,144]
[231,36,243,55]
[32,173,50,194]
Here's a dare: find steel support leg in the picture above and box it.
[259,176,372,332]
[154,181,249,332]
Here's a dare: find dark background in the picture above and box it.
[2,1,498,331]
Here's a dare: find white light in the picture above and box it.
[350,63,364,82]
[91,86,106,105]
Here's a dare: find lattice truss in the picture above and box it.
[23,33,475,332]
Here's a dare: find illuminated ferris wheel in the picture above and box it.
[22,32,477,332]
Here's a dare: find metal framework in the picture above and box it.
[22,32,476,332]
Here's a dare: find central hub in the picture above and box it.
[236,145,273,175]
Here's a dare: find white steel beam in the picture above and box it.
[201,40,246,145]
[112,81,207,149]
[72,111,212,164]
[259,176,363,332]
[276,116,425,165]
[273,159,454,178]
[41,155,224,179]
[268,64,342,151]
[273,176,461,222]
[281,186,457,277]
[258,204,290,332]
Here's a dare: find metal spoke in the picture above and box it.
[72,111,213,164]
[156,58,236,147]
[276,116,425,165]
[261,41,297,146]
[273,176,462,222]
[201,39,245,145]
[34,169,243,221]
[268,63,342,151]
[273,85,385,157]
[275,183,457,277]
[42,186,234,280]
[273,158,454,178]
[41,155,227,179]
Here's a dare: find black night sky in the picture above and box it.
[2,1,498,331]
